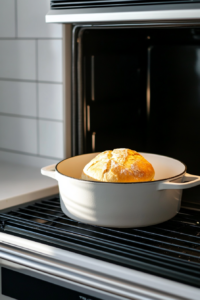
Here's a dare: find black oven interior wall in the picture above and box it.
[74,26,200,203]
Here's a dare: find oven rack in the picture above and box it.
[0,195,200,288]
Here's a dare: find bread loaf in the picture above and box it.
[81,149,155,182]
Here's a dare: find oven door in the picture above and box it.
[1,233,200,300]
[0,259,125,300]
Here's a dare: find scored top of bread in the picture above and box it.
[81,148,155,182]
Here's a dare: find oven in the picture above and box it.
[1,1,200,299]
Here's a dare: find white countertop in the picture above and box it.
[0,161,58,210]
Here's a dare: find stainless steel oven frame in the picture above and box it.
[46,3,200,24]
[1,232,200,300]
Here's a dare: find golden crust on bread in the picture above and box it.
[81,149,155,182]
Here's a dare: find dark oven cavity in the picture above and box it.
[72,25,200,204]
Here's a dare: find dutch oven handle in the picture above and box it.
[41,164,57,180]
[158,173,200,190]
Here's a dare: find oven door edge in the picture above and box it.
[0,233,199,300]
[0,259,124,300]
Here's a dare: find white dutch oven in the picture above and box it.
[41,153,200,228]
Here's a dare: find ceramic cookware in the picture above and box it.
[41,153,200,228]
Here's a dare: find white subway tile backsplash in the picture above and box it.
[0,149,59,169]
[17,0,62,38]
[0,0,15,38]
[39,120,63,158]
[38,83,63,121]
[0,1,64,166]
[0,40,36,80]
[0,115,37,154]
[0,80,37,117]
[38,40,62,82]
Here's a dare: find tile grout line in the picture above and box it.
[15,0,18,38]
[0,38,62,40]
[0,148,61,161]
[0,78,62,84]
[0,112,63,123]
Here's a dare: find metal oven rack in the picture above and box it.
[0,195,200,288]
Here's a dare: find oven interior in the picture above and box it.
[73,26,200,204]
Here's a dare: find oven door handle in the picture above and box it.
[158,173,200,190]
[41,164,57,180]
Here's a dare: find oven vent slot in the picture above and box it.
[50,0,200,10]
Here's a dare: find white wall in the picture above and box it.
[0,0,64,167]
